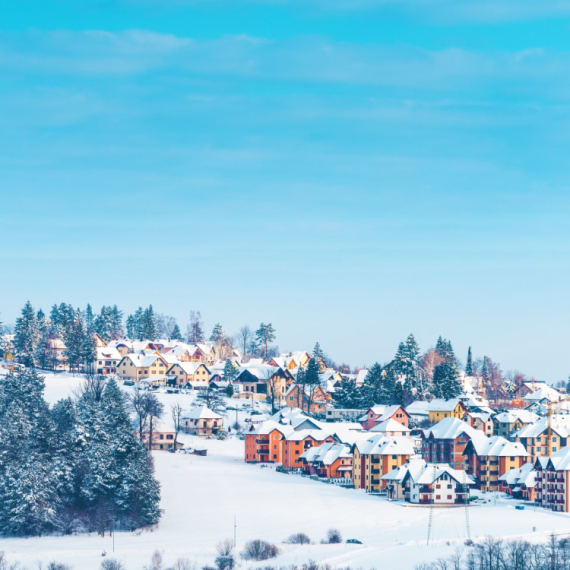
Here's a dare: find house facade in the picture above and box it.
[359,405,410,431]
[167,362,210,388]
[427,399,466,424]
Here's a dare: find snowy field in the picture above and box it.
[2,372,570,569]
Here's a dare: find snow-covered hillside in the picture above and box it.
[1,373,569,569]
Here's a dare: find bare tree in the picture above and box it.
[74,374,106,402]
[155,314,177,340]
[171,401,183,450]
[265,370,285,415]
[235,325,254,362]
[129,387,150,442]
[420,348,443,384]
[187,311,204,344]
[147,394,165,451]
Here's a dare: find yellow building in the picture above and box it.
[353,434,415,492]
[167,362,210,387]
[427,398,466,424]
[117,352,170,381]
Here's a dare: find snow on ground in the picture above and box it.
[2,373,570,569]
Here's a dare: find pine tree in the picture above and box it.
[298,357,321,413]
[361,363,384,407]
[110,306,124,340]
[187,311,204,344]
[65,316,87,373]
[126,314,136,339]
[34,310,51,369]
[466,347,473,376]
[255,323,276,360]
[85,304,95,336]
[14,301,40,366]
[82,334,97,370]
[222,360,237,384]
[210,323,226,344]
[171,324,182,341]
[332,378,363,409]
[143,306,157,341]
[312,342,326,372]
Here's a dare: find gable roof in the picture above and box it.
[423,417,482,441]
[369,418,411,434]
[119,353,167,368]
[247,420,295,437]
[169,362,209,375]
[182,405,222,421]
[464,435,529,458]
[399,457,474,486]
[299,442,352,465]
[513,415,570,439]
[427,398,465,412]
[494,410,539,424]
[354,433,415,456]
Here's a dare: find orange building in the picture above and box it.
[245,420,294,463]
[286,384,328,414]
[299,442,353,479]
[282,430,335,469]
[359,405,410,431]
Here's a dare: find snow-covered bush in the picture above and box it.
[241,539,280,561]
[285,532,311,544]
[100,559,125,570]
[326,529,342,544]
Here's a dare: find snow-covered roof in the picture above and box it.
[427,398,464,412]
[545,446,570,471]
[498,462,536,487]
[494,410,539,424]
[183,405,222,420]
[523,385,561,403]
[237,364,283,381]
[355,369,368,386]
[299,442,351,465]
[169,362,209,375]
[400,457,474,486]
[285,429,332,442]
[355,434,415,456]
[369,418,411,434]
[513,415,570,439]
[269,407,310,424]
[248,420,295,437]
[405,401,429,417]
[96,347,121,360]
[424,417,482,441]
[121,353,166,368]
[466,435,529,458]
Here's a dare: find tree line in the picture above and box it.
[0,369,161,536]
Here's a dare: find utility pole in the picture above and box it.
[234,515,237,548]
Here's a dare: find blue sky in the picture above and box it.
[2,0,570,380]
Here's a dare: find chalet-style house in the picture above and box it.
[299,442,353,479]
[235,365,291,403]
[462,412,494,435]
[421,417,482,470]
[369,418,411,437]
[463,435,529,491]
[117,352,170,381]
[391,457,474,505]
[514,416,570,462]
[94,346,121,375]
[359,405,410,431]
[282,430,335,469]
[498,462,538,501]
[352,434,415,492]
[427,399,466,424]
[286,384,328,414]
[167,362,210,388]
[135,419,183,451]
[493,410,539,438]
[182,406,223,436]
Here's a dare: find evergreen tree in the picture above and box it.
[82,334,97,370]
[64,316,87,372]
[187,310,204,344]
[332,377,363,409]
[142,306,157,341]
[110,306,124,340]
[466,347,473,376]
[222,360,237,384]
[126,314,136,339]
[85,304,95,336]
[312,342,326,372]
[34,310,51,369]
[14,301,40,366]
[170,323,182,341]
[210,323,226,344]
[361,363,384,407]
[255,323,276,360]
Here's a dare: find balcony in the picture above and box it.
[371,468,380,475]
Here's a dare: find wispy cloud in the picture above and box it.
[2,30,570,97]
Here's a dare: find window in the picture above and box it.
[447,495,452,500]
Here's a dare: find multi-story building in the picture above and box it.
[534,447,570,513]
[492,410,539,438]
[352,434,415,492]
[463,435,529,491]
[514,416,570,462]
[427,399,466,424]
[299,442,352,479]
[244,420,294,463]
[282,430,335,469]
[421,417,482,470]
[359,405,410,431]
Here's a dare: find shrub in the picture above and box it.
[215,539,235,570]
[47,564,73,570]
[285,533,311,545]
[166,559,196,570]
[326,529,342,544]
[101,560,125,570]
[242,540,280,561]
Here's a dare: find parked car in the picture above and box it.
[124,380,135,386]
[346,539,362,544]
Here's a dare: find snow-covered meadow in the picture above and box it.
[1,373,570,569]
